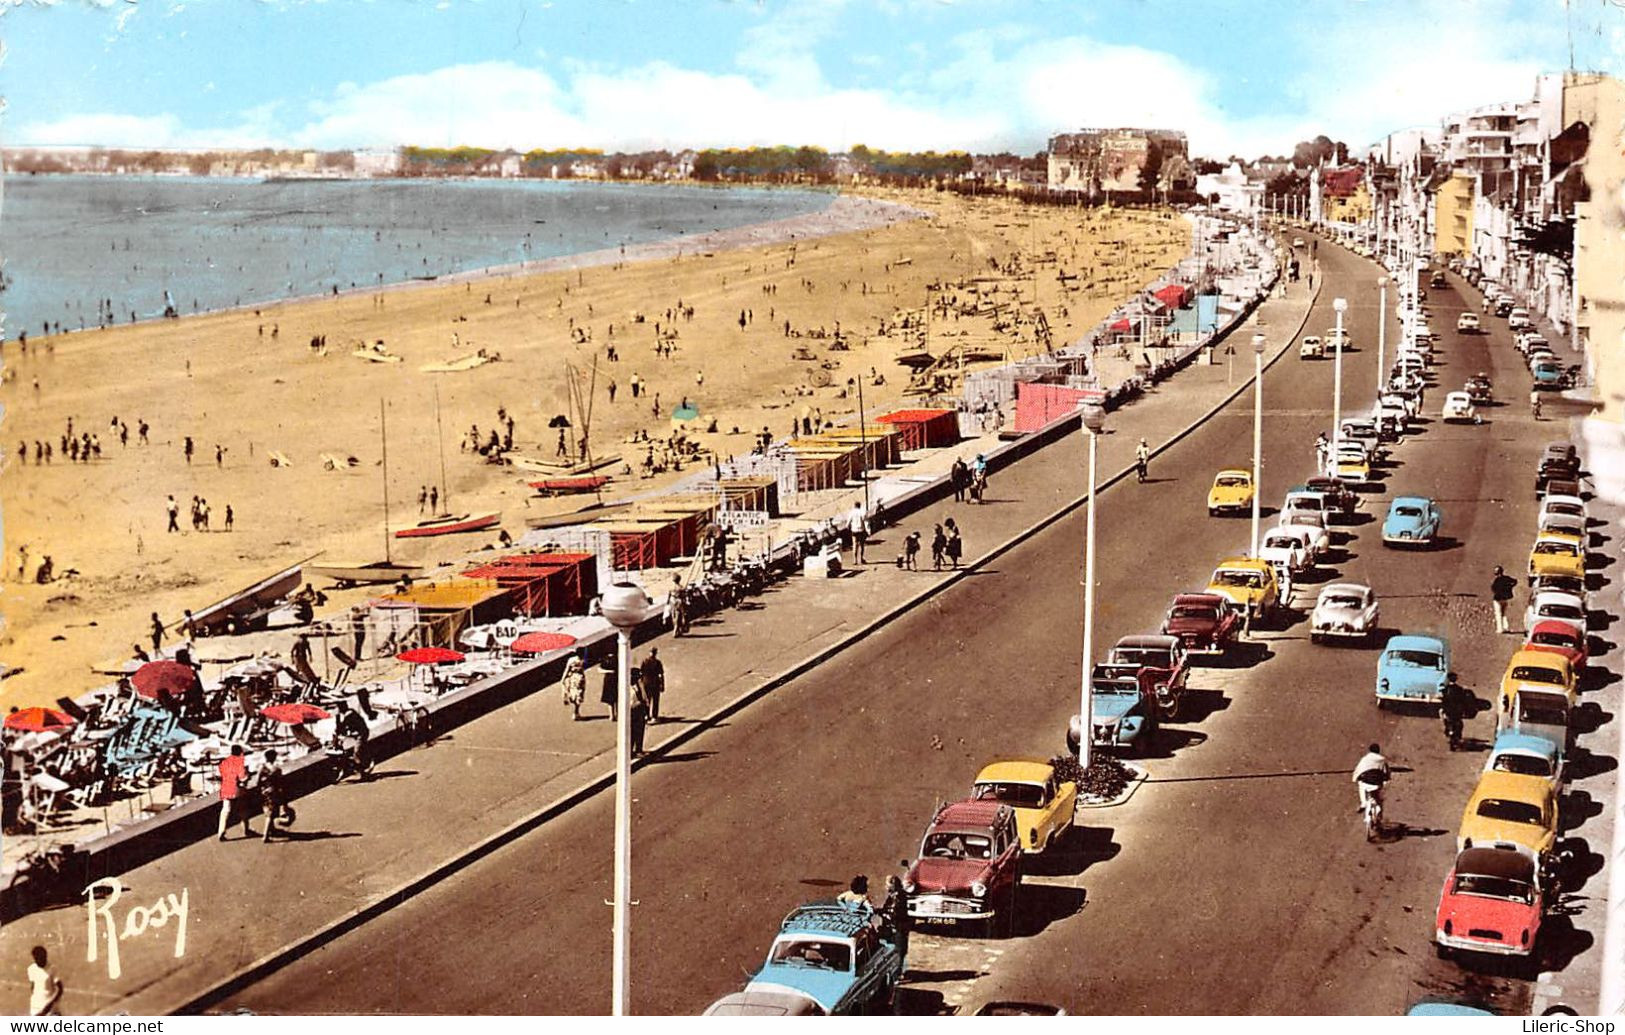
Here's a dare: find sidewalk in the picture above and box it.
[0,258,1320,1018]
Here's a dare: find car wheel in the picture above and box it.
[1208,507,1217,517]
[1310,632,1321,645]
[1434,942,1453,961]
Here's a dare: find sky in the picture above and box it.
[3,0,1622,159]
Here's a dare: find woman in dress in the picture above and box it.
[562,652,587,720]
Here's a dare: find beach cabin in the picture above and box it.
[372,579,517,650]
[877,408,960,450]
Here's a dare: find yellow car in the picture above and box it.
[1528,533,1585,580]
[1205,556,1280,620]
[1207,469,1255,516]
[1498,648,1577,714]
[1332,447,1370,484]
[972,761,1078,854]
[1458,770,1558,859]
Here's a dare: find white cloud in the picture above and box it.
[16,111,183,147]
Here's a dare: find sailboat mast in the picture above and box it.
[381,398,392,564]
[434,383,450,513]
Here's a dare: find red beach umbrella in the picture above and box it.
[131,659,198,700]
[260,702,331,725]
[396,647,465,664]
[510,631,578,655]
[4,707,77,733]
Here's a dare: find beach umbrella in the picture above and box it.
[4,707,77,733]
[396,646,465,664]
[510,631,578,655]
[260,702,331,725]
[548,414,572,428]
[131,659,198,700]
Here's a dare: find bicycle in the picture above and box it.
[1359,784,1385,841]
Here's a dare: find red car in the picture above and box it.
[1435,846,1544,960]
[1524,619,1588,672]
[903,799,1021,937]
[1105,634,1190,720]
[1160,593,1240,655]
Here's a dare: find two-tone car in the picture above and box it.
[1486,730,1564,790]
[971,762,1078,855]
[1528,532,1584,581]
[1160,592,1241,656]
[1458,770,1559,860]
[1466,373,1493,405]
[1310,582,1380,645]
[903,799,1021,937]
[1376,633,1450,707]
[1524,619,1587,673]
[1382,496,1443,547]
[1207,469,1255,517]
[708,903,906,1015]
[1105,634,1189,720]
[1331,444,1372,485]
[1435,846,1545,961]
[1069,665,1157,757]
[1497,649,1576,719]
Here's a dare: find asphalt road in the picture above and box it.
[223,237,1609,1016]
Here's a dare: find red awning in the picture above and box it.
[1110,318,1132,332]
[260,702,331,725]
[397,646,466,664]
[1153,284,1189,308]
[510,631,579,655]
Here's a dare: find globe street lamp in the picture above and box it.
[1077,400,1106,772]
[601,581,652,1017]
[1376,277,1389,396]
[1251,333,1266,558]
[1332,297,1348,465]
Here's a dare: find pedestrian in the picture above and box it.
[200,498,211,530]
[1491,565,1518,633]
[419,486,428,514]
[879,874,911,955]
[224,504,234,531]
[599,655,618,720]
[556,427,568,458]
[696,370,705,390]
[931,523,947,571]
[562,651,587,720]
[848,502,868,564]
[150,611,164,652]
[215,444,225,467]
[139,419,149,445]
[26,946,62,1017]
[429,486,439,513]
[903,531,921,570]
[608,379,618,403]
[944,518,963,568]
[119,422,129,448]
[640,648,665,721]
[630,669,650,757]
[259,750,291,842]
[1136,438,1150,483]
[335,701,372,778]
[950,457,968,502]
[1315,432,1329,474]
[1440,672,1471,751]
[216,745,254,840]
[184,436,194,464]
[180,609,198,640]
[837,874,874,912]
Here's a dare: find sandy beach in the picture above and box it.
[0,186,1186,708]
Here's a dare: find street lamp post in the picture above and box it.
[1377,277,1388,393]
[1077,402,1106,772]
[601,582,653,1018]
[1332,297,1348,465]
[1250,333,1266,558]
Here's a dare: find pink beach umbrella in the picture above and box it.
[509,631,579,655]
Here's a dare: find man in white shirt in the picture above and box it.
[847,503,867,564]
[27,945,62,1016]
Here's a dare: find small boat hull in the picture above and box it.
[307,561,425,585]
[394,513,500,538]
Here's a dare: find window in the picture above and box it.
[1511,665,1563,685]
[1390,650,1443,668]
[1453,873,1534,905]
[772,939,852,972]
[923,832,993,860]
[1492,754,1553,779]
[1476,798,1545,826]
[975,782,1044,809]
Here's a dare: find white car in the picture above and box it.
[1541,494,1588,526]
[1538,512,1585,540]
[1299,335,1325,359]
[1509,307,1532,331]
[1278,511,1331,558]
[1310,583,1380,644]
[1441,391,1480,424]
[1457,312,1481,333]
[1524,590,1587,638]
[1282,489,1333,527]
[1259,528,1314,574]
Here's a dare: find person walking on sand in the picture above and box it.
[139,419,149,445]
[224,504,234,531]
[184,436,194,464]
[215,444,225,468]
[150,612,165,653]
[599,655,618,721]
[556,428,568,458]
[945,518,963,568]
[848,502,868,564]
[608,379,618,403]
[1491,565,1518,634]
[562,651,587,720]
[166,495,180,533]
[429,486,439,513]
[216,745,254,840]
[27,946,62,1016]
[640,648,665,722]
[630,372,641,399]
[931,523,947,571]
[418,485,428,514]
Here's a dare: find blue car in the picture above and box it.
[1067,664,1156,755]
[1382,495,1443,547]
[711,903,905,1015]
[1485,730,1564,789]
[1376,634,1450,706]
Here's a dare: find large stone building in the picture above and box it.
[1046,128,1189,193]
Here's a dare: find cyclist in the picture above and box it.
[1439,672,1470,751]
[1135,438,1150,483]
[1352,743,1391,838]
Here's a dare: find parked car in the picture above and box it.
[1486,731,1564,790]
[1282,487,1334,526]
[1207,557,1281,622]
[1300,477,1359,519]
[1524,590,1588,640]
[1160,592,1241,655]
[1535,448,1580,496]
[1508,307,1532,331]
[1104,634,1189,720]
[1299,335,1325,359]
[1437,391,1476,424]
[1458,770,1558,859]
[903,799,1021,937]
[1434,845,1545,960]
[1531,572,1587,602]
[971,761,1078,854]
[1540,476,1582,502]
[1497,649,1577,725]
[1528,532,1584,581]
[1332,444,1372,485]
[1531,357,1564,389]
[1070,666,1157,757]
[1376,633,1450,706]
[1207,469,1255,516]
[710,903,906,1016]
[1341,418,1393,455]
[1310,582,1380,644]
[1382,495,1443,547]
[1494,299,1514,318]
[1277,509,1331,558]
[1260,527,1314,576]
[1538,511,1585,541]
[1431,271,1448,288]
[1540,493,1588,525]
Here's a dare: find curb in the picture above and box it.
[176,252,1321,1016]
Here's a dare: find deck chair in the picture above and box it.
[287,723,325,753]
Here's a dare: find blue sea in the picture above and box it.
[0,175,835,338]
